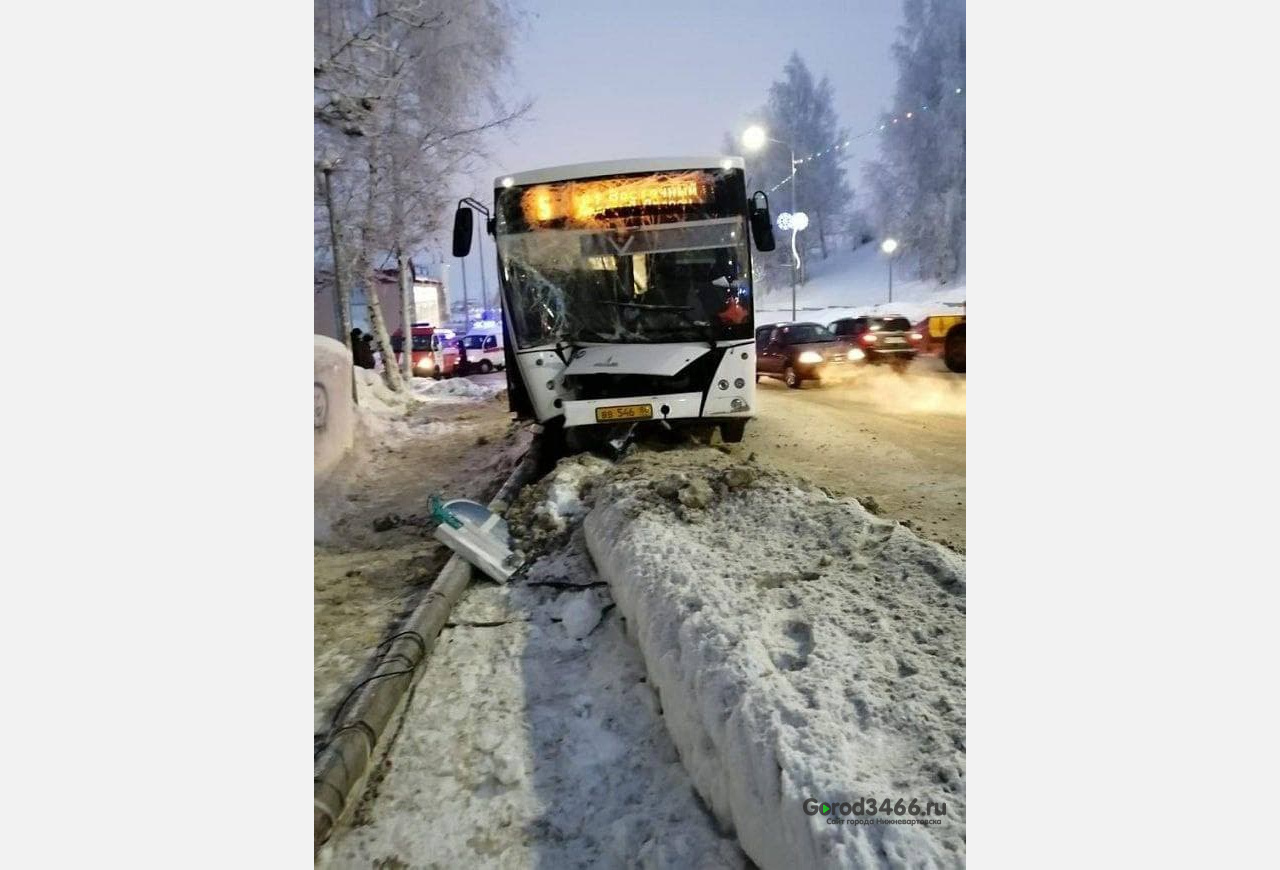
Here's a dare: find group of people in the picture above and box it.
[349,328,377,370]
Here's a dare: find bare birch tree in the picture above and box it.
[315,0,530,390]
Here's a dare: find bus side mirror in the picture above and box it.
[452,207,474,257]
[749,191,775,252]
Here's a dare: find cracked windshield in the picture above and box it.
[496,170,753,347]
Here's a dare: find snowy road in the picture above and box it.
[744,357,966,550]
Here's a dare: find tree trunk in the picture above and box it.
[361,252,405,392]
[323,167,353,350]
[359,137,404,392]
[398,249,414,383]
[323,165,358,405]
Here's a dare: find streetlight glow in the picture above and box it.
[881,238,899,254]
[741,125,768,152]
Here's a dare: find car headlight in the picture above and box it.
[417,358,435,370]
[798,350,823,364]
[847,348,865,361]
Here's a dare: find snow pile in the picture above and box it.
[350,369,487,444]
[354,366,412,411]
[412,376,505,402]
[756,244,965,326]
[506,454,613,553]
[322,504,745,869]
[583,447,966,869]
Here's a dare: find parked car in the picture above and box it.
[755,322,854,388]
[458,330,505,374]
[826,316,921,368]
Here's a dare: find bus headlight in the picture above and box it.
[734,377,745,388]
[718,379,730,390]
[730,398,749,412]
[798,351,823,364]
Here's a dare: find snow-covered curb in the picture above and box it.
[582,450,966,868]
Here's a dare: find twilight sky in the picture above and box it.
[452,0,905,295]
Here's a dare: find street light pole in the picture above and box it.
[475,217,488,317]
[789,143,797,321]
[741,125,802,319]
[459,247,469,325]
[880,238,899,304]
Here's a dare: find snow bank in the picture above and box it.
[412,376,505,402]
[315,336,356,484]
[582,448,966,869]
[756,244,965,326]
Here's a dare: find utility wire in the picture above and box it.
[762,86,965,193]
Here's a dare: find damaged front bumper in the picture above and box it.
[561,391,751,428]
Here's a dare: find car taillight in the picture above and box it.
[861,333,877,344]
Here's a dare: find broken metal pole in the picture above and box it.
[313,436,542,853]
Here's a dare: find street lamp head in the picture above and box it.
[881,238,899,255]
[742,125,768,152]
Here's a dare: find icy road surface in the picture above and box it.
[746,356,966,551]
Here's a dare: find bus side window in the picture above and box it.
[485,336,497,350]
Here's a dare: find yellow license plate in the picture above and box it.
[595,403,653,422]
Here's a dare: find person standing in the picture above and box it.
[455,337,470,375]
[358,334,376,369]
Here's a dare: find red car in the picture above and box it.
[826,316,923,367]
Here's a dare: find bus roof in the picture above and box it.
[496,156,744,189]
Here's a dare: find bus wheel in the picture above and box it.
[478,360,493,374]
[720,420,747,443]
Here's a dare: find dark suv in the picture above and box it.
[755,322,852,388]
[827,316,921,367]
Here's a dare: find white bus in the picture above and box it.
[452,156,776,445]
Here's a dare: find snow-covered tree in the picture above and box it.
[735,53,852,292]
[864,0,966,284]
[315,0,529,389]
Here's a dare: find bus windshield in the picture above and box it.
[495,168,752,348]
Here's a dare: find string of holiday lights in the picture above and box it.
[763,86,964,193]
